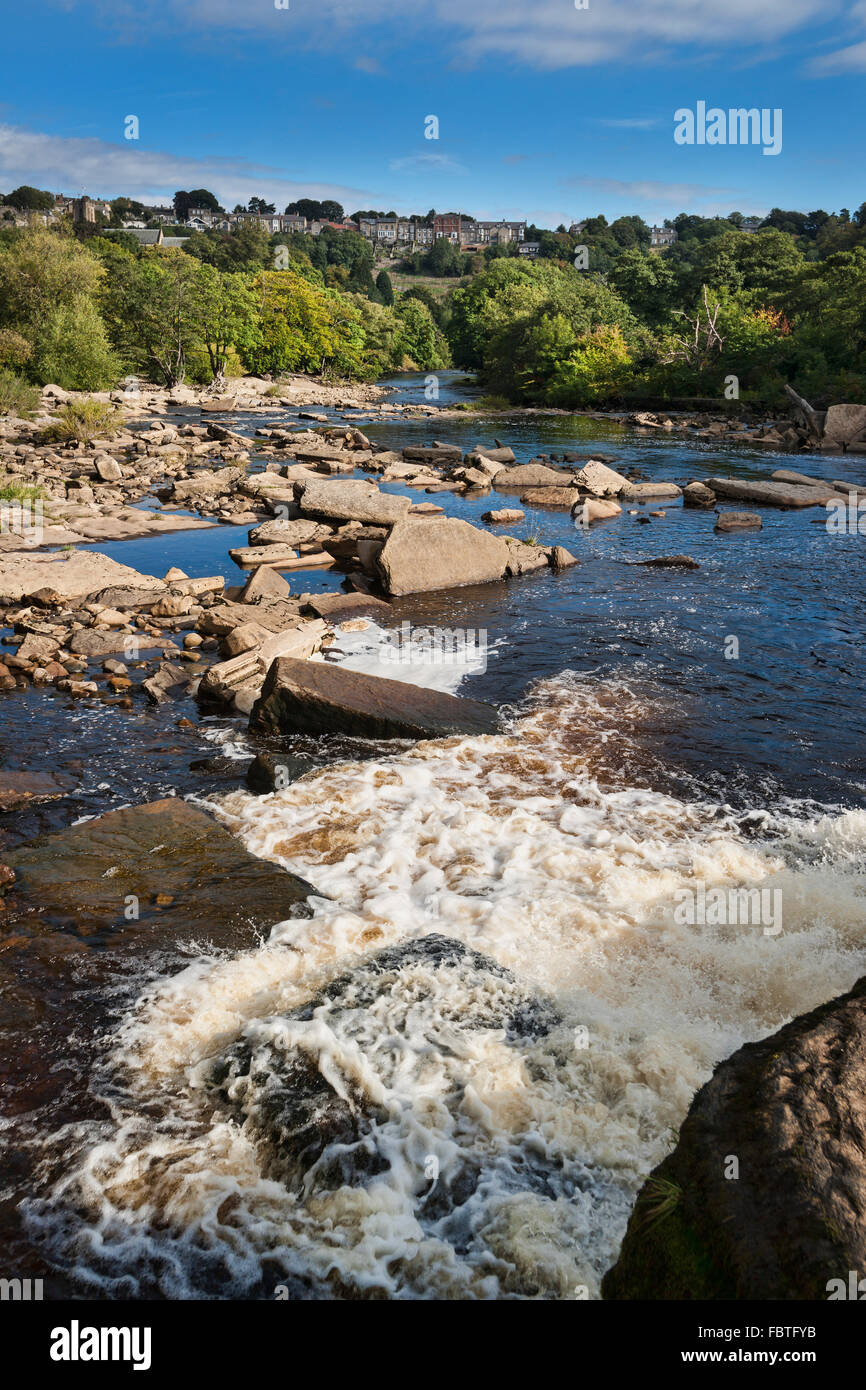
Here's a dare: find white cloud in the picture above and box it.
[49,0,841,70]
[0,124,367,208]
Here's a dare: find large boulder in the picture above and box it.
[823,404,866,447]
[683,481,716,508]
[249,656,500,739]
[297,478,411,526]
[0,552,163,603]
[603,974,866,1300]
[376,517,509,596]
[572,498,622,525]
[573,460,631,497]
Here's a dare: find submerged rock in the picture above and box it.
[602,975,866,1300]
[209,934,559,1201]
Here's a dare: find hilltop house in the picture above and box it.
[650,225,678,248]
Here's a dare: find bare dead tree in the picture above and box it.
[662,285,724,371]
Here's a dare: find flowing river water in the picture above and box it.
[2,372,865,1298]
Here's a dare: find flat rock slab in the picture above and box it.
[298,479,411,526]
[4,798,320,941]
[0,551,163,603]
[621,482,683,500]
[376,517,509,596]
[250,656,500,740]
[493,464,571,490]
[705,477,846,508]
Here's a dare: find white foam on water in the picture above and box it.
[314,619,501,696]
[25,676,866,1300]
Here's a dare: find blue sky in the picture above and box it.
[1,0,865,225]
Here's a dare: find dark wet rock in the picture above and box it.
[4,797,320,943]
[209,934,558,1196]
[638,555,700,570]
[602,974,866,1301]
[246,750,317,793]
[250,656,500,741]
[142,661,189,704]
[0,770,74,813]
[682,482,716,508]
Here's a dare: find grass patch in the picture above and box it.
[0,481,46,502]
[41,399,123,444]
[0,371,41,418]
[635,1176,683,1232]
[454,393,511,412]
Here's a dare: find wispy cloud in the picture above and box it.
[354,56,385,75]
[569,175,742,205]
[808,38,866,74]
[388,152,467,174]
[0,124,367,208]
[596,117,661,130]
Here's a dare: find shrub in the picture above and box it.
[0,370,41,417]
[0,328,33,370]
[42,399,123,443]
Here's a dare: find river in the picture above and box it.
[2,371,865,1298]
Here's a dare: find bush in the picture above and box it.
[42,399,123,443]
[34,297,121,391]
[0,370,41,416]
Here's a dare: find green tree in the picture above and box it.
[375,269,394,305]
[7,186,54,211]
[102,248,205,386]
[0,226,118,388]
